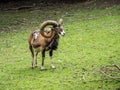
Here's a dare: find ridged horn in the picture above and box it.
[40,20,58,38]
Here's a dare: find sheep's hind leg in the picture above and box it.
[29,45,35,69]
[34,52,38,67]
[31,53,35,69]
[31,55,36,69]
[32,51,37,69]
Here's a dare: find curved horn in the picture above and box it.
[40,20,58,38]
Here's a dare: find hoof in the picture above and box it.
[32,65,37,69]
[35,65,38,68]
[51,64,56,69]
[40,66,46,71]
[32,66,35,69]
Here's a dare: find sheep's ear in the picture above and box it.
[58,18,63,26]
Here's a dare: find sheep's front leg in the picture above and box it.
[49,50,56,69]
[41,49,46,71]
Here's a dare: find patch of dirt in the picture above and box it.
[0,0,120,11]
[84,0,120,8]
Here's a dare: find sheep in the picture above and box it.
[28,19,65,71]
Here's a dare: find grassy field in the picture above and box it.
[0,3,120,90]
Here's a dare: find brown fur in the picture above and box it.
[28,29,56,51]
[28,19,65,71]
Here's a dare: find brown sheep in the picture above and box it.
[28,19,65,71]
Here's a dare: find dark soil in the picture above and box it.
[0,0,120,11]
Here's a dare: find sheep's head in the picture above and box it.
[57,19,65,36]
[40,19,65,38]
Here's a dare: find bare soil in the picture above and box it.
[0,0,120,11]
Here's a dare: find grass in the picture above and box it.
[0,3,120,90]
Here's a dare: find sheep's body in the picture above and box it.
[28,19,65,71]
[29,30,59,51]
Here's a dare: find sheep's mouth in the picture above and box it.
[59,31,65,36]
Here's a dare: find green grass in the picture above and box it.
[0,4,120,90]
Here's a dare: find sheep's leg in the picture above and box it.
[49,50,56,69]
[32,51,37,69]
[31,56,34,68]
[41,49,46,71]
[34,52,38,67]
[31,50,38,68]
[29,45,35,69]
[34,51,38,67]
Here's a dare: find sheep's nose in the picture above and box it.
[63,32,65,36]
[61,31,65,36]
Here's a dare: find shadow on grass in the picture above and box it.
[13,66,57,77]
